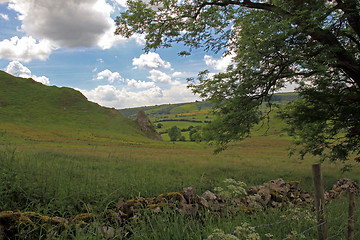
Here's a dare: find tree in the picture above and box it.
[116,1,360,166]
[190,127,202,142]
[168,126,182,141]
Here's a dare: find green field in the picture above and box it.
[1,71,359,239]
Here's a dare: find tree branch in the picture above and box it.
[336,0,360,38]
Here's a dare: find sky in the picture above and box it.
[0,0,235,109]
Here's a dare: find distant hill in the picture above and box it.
[0,71,147,145]
[120,101,214,119]
[119,93,297,118]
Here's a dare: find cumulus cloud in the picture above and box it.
[96,69,123,83]
[80,84,164,108]
[80,80,199,109]
[5,60,50,85]
[148,69,172,84]
[132,52,171,69]
[6,0,138,49]
[127,79,156,89]
[114,0,127,7]
[0,13,9,20]
[172,72,184,77]
[0,36,53,62]
[162,81,198,103]
[204,53,234,72]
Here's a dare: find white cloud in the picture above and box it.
[148,69,172,84]
[32,75,50,85]
[0,13,9,20]
[127,79,156,89]
[0,36,53,62]
[172,72,184,77]
[114,0,127,7]
[5,60,50,85]
[96,69,123,83]
[80,79,199,109]
[204,53,234,71]
[6,0,135,49]
[80,84,164,108]
[131,33,146,45]
[132,52,171,69]
[80,74,199,108]
[277,82,298,93]
[162,81,198,103]
[97,22,129,50]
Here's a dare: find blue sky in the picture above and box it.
[0,0,233,108]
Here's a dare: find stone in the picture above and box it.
[201,190,217,201]
[198,197,209,208]
[102,226,115,239]
[153,207,161,214]
[181,186,197,204]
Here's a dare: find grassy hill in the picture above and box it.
[120,93,297,141]
[120,93,297,119]
[120,101,214,119]
[0,71,147,145]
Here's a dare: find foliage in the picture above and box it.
[116,0,360,164]
[213,178,247,199]
[280,84,360,169]
[207,223,261,240]
[189,126,202,142]
[168,125,182,141]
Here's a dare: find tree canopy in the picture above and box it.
[168,126,182,141]
[116,0,360,166]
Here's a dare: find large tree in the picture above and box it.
[116,0,360,166]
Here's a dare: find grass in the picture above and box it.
[2,134,358,215]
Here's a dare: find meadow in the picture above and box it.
[1,132,359,239]
[1,72,359,239]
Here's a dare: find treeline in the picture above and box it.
[158,125,199,134]
[167,126,202,142]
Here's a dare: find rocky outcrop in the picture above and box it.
[135,110,162,141]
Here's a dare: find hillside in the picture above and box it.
[120,101,214,119]
[119,93,297,119]
[0,71,147,145]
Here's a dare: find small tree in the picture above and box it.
[168,126,181,141]
[190,127,202,142]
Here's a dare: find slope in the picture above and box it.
[0,71,146,145]
[119,93,297,119]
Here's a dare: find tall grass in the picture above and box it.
[1,135,359,216]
